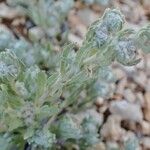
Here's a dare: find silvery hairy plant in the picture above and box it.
[0,8,149,150]
[7,0,74,37]
[0,27,60,71]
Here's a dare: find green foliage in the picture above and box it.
[56,115,82,141]
[0,29,59,69]
[7,0,74,37]
[0,134,13,150]
[0,50,22,81]
[80,116,100,147]
[0,29,15,51]
[0,7,149,149]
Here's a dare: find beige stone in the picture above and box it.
[141,121,150,135]
[101,115,125,141]
[141,137,150,149]
[110,100,143,122]
[143,92,150,121]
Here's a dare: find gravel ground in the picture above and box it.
[0,0,150,149]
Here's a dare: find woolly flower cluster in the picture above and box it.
[85,9,144,67]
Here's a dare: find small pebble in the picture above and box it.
[110,100,143,122]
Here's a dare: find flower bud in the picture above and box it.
[81,116,99,146]
[114,29,141,66]
[21,102,35,126]
[137,24,150,53]
[95,25,109,48]
[0,50,21,81]
[57,115,81,141]
[98,66,116,83]
[93,80,113,98]
[28,129,56,149]
[15,81,28,98]
[102,9,124,33]
[116,39,140,66]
